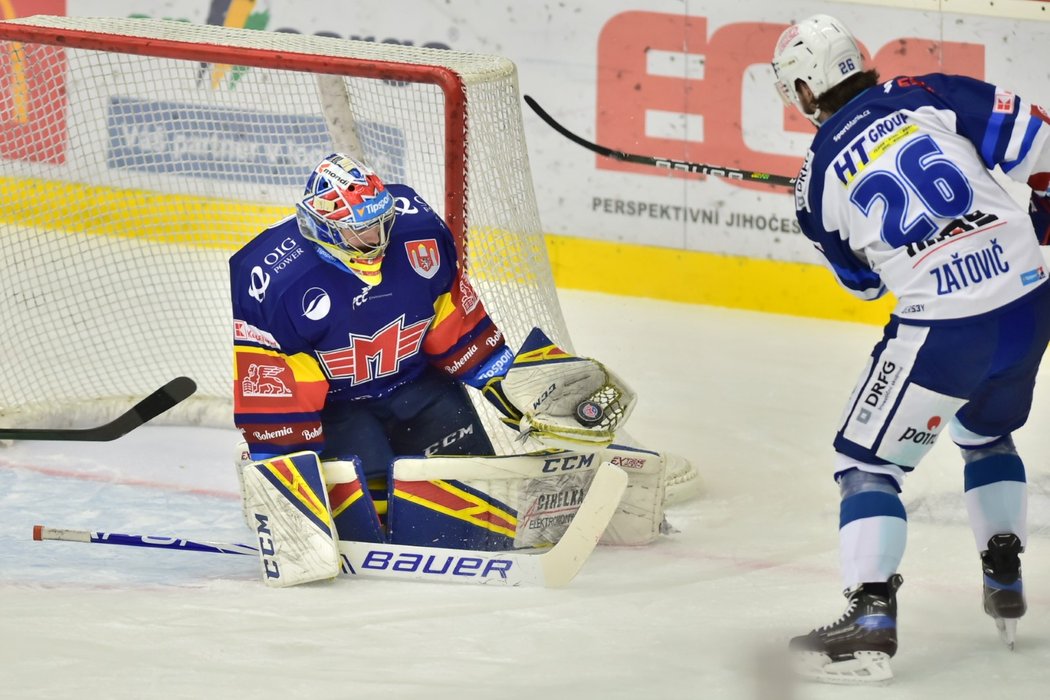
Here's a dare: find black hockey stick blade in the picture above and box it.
[0,376,197,441]
[523,95,797,188]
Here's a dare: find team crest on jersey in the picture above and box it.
[317,314,433,385]
[405,239,441,279]
[459,277,480,313]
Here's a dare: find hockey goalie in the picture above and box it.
[229,153,689,586]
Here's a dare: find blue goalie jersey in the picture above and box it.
[795,74,1050,322]
[230,184,505,458]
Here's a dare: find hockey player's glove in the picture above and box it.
[464,327,637,447]
[497,327,636,448]
[1030,192,1050,245]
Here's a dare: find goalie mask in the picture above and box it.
[772,14,864,126]
[296,154,396,285]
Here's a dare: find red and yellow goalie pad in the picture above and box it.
[386,447,664,549]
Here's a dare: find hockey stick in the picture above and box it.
[33,525,257,555]
[0,376,197,441]
[523,95,797,188]
[33,462,628,587]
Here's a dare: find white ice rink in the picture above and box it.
[3,289,1050,699]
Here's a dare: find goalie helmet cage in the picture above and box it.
[0,15,571,450]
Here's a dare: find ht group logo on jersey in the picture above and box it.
[0,0,68,164]
[595,12,985,192]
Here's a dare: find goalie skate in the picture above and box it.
[790,574,902,685]
[981,533,1026,650]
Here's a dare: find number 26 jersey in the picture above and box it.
[795,73,1050,322]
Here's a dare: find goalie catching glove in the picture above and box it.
[465,327,636,448]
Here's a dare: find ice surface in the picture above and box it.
[3,290,1049,699]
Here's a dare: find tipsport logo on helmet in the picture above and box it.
[353,197,395,222]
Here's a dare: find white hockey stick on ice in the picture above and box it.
[34,463,628,587]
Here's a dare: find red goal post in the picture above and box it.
[0,15,570,442]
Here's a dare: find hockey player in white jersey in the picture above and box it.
[772,14,1050,683]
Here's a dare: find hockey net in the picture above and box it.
[0,16,570,450]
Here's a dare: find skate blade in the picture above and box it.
[994,618,1017,650]
[792,651,893,685]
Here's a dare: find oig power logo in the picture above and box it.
[263,237,303,273]
[248,266,270,303]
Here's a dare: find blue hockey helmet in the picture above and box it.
[295,154,396,280]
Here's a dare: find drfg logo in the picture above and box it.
[898,416,943,446]
[862,361,898,410]
[596,12,984,191]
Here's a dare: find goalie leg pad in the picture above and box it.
[234,440,254,529]
[389,452,603,550]
[387,472,519,551]
[241,451,341,587]
[600,445,666,546]
[323,458,386,544]
[663,451,703,505]
[388,450,662,549]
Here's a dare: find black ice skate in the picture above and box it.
[981,533,1026,650]
[789,574,903,685]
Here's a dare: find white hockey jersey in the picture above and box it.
[795,74,1050,322]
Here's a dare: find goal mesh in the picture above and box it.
[0,16,570,446]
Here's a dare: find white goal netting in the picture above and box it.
[0,16,570,446]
